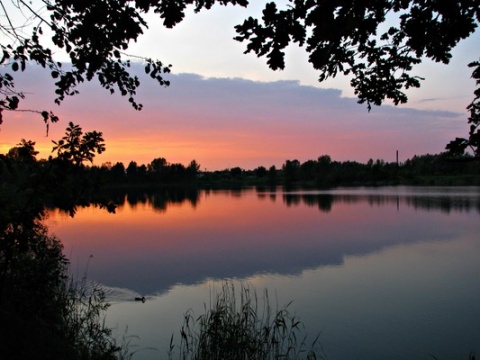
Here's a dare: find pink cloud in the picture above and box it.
[1,66,467,170]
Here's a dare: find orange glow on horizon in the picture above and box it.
[0,71,463,170]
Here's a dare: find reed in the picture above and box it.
[59,276,122,359]
[168,282,325,360]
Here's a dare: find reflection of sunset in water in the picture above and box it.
[45,187,480,360]
[46,187,480,296]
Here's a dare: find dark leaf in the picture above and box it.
[41,111,49,122]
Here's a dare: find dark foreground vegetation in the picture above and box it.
[0,124,124,359]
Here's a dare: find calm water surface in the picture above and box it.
[47,186,480,360]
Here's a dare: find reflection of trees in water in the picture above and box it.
[283,194,334,213]
[107,187,201,212]
[108,187,480,215]
[280,193,480,214]
[403,196,480,214]
[75,185,480,215]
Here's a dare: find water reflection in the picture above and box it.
[105,186,200,212]
[281,192,480,213]
[48,186,480,297]
[104,185,480,215]
[280,187,480,214]
[45,186,480,360]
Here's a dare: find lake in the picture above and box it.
[47,186,480,360]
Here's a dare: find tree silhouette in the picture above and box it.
[254,166,267,178]
[446,60,480,158]
[126,161,139,181]
[186,160,201,180]
[283,159,300,183]
[268,165,277,183]
[6,139,38,163]
[51,122,105,166]
[235,1,479,110]
[109,162,127,183]
[230,166,243,178]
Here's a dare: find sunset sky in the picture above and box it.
[1,2,479,170]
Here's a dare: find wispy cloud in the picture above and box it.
[417,96,467,104]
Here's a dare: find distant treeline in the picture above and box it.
[2,141,479,191]
[98,153,480,187]
[99,157,200,184]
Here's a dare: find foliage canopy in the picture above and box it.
[235,1,479,109]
